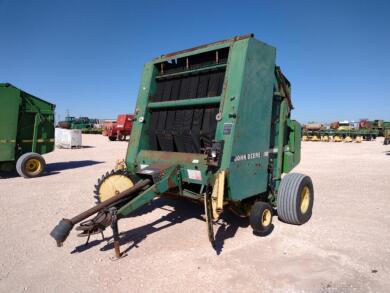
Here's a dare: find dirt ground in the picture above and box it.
[0,135,389,293]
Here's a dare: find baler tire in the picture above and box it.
[108,136,117,141]
[16,152,46,178]
[277,173,314,225]
[250,201,274,236]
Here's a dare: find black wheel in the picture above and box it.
[16,152,46,178]
[250,201,274,236]
[108,136,116,141]
[277,173,314,225]
[384,139,388,145]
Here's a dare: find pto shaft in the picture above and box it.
[50,178,152,247]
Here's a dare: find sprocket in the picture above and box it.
[93,169,138,203]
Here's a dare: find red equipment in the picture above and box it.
[102,114,134,141]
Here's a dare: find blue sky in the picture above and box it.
[1,0,389,123]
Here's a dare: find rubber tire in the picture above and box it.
[277,173,314,225]
[384,140,388,145]
[250,201,274,236]
[16,152,46,178]
[108,136,116,141]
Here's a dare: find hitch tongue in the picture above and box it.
[50,219,74,247]
[49,178,152,247]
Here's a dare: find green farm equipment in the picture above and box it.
[51,34,313,257]
[57,116,100,133]
[0,83,55,177]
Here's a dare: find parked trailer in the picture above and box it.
[51,34,313,258]
[102,114,134,141]
[0,83,55,177]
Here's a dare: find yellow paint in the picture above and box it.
[343,136,353,143]
[211,170,226,219]
[321,136,329,142]
[99,174,134,202]
[0,139,16,144]
[261,209,272,226]
[24,158,42,176]
[21,138,55,143]
[300,186,310,214]
[311,136,320,142]
[333,136,342,142]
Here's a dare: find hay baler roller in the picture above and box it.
[51,34,314,257]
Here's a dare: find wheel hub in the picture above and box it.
[300,186,310,214]
[25,158,42,175]
[261,209,272,226]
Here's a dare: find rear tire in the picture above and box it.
[277,173,314,225]
[108,136,116,141]
[16,152,46,178]
[250,201,274,236]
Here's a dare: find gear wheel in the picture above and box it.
[94,169,138,203]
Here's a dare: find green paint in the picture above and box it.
[118,166,179,217]
[0,83,55,171]
[123,35,301,210]
[148,96,220,109]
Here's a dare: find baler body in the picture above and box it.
[125,34,300,202]
[0,83,55,172]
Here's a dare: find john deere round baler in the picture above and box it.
[51,34,314,257]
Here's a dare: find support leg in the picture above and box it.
[204,189,215,248]
[111,214,122,259]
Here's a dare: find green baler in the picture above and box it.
[0,83,55,177]
[51,34,313,257]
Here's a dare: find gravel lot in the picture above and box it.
[1,135,389,292]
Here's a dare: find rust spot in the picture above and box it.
[160,34,254,59]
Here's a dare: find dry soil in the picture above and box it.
[1,135,389,292]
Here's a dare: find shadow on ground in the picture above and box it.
[56,145,95,149]
[71,197,250,256]
[46,160,104,172]
[1,160,103,178]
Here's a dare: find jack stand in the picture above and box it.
[204,188,216,248]
[110,210,126,260]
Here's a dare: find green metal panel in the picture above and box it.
[0,83,55,166]
[283,119,301,173]
[148,96,220,109]
[215,38,277,200]
[0,84,20,162]
[126,63,158,172]
[125,35,297,203]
